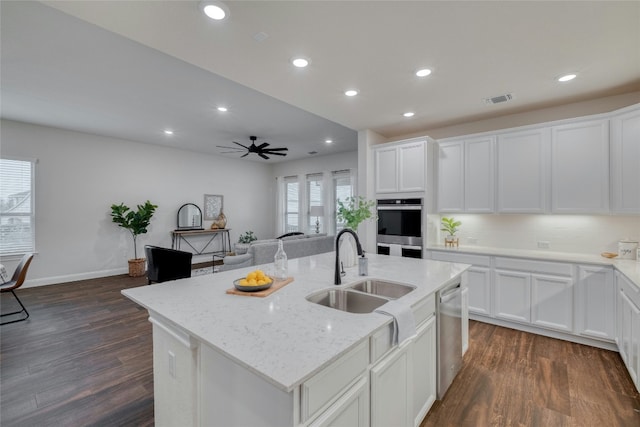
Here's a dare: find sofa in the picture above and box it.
[219,234,335,271]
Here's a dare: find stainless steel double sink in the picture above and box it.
[306,279,416,314]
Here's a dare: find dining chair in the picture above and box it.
[1,253,34,325]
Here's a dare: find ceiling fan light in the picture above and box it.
[200,1,229,20]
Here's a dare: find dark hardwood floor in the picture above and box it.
[2,270,639,426]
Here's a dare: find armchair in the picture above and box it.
[145,245,193,285]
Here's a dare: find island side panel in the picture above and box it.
[200,342,296,427]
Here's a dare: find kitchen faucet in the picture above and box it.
[335,228,364,285]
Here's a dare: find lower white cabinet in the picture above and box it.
[616,271,640,391]
[309,377,369,427]
[461,287,469,355]
[466,267,492,316]
[494,269,531,323]
[411,316,437,427]
[370,342,412,427]
[575,265,615,341]
[531,274,574,332]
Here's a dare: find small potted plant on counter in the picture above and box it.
[110,200,158,277]
[440,216,461,247]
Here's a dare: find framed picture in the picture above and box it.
[204,194,223,220]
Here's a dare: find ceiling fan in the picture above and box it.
[217,136,288,160]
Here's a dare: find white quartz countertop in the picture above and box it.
[426,244,640,289]
[122,252,468,392]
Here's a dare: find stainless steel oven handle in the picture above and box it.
[377,206,422,210]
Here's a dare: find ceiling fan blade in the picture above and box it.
[264,151,287,156]
[258,153,270,160]
[257,142,270,150]
[263,147,288,152]
[233,141,249,149]
[241,153,249,158]
[217,145,244,151]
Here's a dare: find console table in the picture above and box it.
[171,229,232,256]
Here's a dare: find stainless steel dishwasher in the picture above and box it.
[437,279,462,399]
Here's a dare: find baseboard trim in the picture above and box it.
[22,267,129,288]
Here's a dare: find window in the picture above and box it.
[306,174,324,233]
[333,170,354,232]
[0,158,35,255]
[284,176,299,233]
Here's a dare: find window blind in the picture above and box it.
[0,158,35,255]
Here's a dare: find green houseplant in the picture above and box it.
[238,230,257,244]
[336,196,376,231]
[440,216,461,246]
[110,200,158,277]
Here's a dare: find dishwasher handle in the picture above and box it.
[440,283,461,303]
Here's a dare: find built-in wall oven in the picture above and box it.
[376,198,423,258]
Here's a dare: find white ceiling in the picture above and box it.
[2,1,639,163]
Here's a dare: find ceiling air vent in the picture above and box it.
[484,93,514,105]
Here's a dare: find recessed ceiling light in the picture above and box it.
[415,68,432,77]
[558,73,577,82]
[292,57,310,68]
[217,106,228,112]
[403,112,415,118]
[344,89,358,97]
[164,130,174,135]
[325,139,333,144]
[200,1,229,20]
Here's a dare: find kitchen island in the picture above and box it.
[122,252,469,427]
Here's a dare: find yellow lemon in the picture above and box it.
[247,278,258,286]
[255,270,265,280]
[239,279,249,286]
[246,271,257,281]
[257,279,266,286]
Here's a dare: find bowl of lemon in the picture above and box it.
[233,269,273,292]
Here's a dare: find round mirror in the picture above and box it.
[177,203,203,230]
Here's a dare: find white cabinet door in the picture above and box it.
[619,291,638,386]
[399,142,425,192]
[411,316,436,427]
[575,265,615,341]
[465,136,495,212]
[494,269,531,323]
[467,266,492,316]
[371,343,412,427]
[437,141,465,212]
[611,108,640,214]
[496,128,549,213]
[375,147,399,193]
[550,119,609,213]
[309,377,369,427]
[531,274,573,333]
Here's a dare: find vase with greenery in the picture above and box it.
[110,200,158,276]
[336,196,376,231]
[238,231,257,244]
[440,216,461,244]
[336,196,376,267]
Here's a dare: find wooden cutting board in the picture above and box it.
[226,277,294,298]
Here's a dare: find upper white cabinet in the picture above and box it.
[610,108,640,214]
[375,139,426,194]
[465,136,495,212]
[436,141,464,212]
[437,137,494,212]
[496,128,549,213]
[550,119,610,213]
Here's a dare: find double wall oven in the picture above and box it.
[376,198,423,258]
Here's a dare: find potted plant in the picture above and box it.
[110,200,158,277]
[336,196,376,266]
[235,230,257,255]
[337,196,376,231]
[440,216,461,247]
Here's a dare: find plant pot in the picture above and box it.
[128,258,146,277]
[444,236,459,248]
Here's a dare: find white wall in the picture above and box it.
[0,119,275,287]
[271,151,357,177]
[430,214,640,255]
